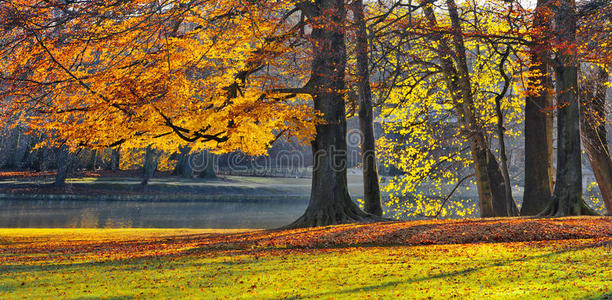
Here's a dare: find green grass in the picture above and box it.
[0,228,610,299]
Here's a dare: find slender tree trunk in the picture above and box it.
[522,0,554,215]
[421,1,495,217]
[580,65,612,214]
[30,135,44,172]
[446,0,495,217]
[141,145,160,186]
[353,0,382,216]
[495,98,519,217]
[542,0,594,216]
[288,0,377,228]
[491,46,519,217]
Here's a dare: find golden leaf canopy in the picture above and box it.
[0,0,316,155]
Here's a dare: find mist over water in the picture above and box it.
[0,199,309,229]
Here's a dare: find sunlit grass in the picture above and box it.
[0,227,610,299]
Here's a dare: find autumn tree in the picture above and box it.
[372,0,524,218]
[285,0,380,227]
[0,1,318,182]
[521,0,555,216]
[1,0,382,227]
[540,0,595,216]
[352,0,383,216]
[576,0,612,215]
[579,65,611,214]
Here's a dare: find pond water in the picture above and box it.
[0,199,309,229]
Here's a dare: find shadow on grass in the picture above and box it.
[300,240,611,298]
[1,235,608,275]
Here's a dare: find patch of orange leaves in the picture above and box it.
[0,217,609,266]
[0,171,56,179]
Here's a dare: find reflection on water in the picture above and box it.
[0,199,309,229]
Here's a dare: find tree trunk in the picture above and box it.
[522,0,555,216]
[5,127,20,169]
[489,151,519,216]
[491,46,519,217]
[288,0,377,228]
[353,0,382,216]
[494,101,519,217]
[445,0,495,217]
[580,65,612,214]
[109,148,120,170]
[196,150,216,179]
[32,147,44,172]
[542,0,594,216]
[421,0,495,217]
[87,149,97,171]
[421,1,495,217]
[172,145,194,178]
[54,146,72,186]
[141,145,160,186]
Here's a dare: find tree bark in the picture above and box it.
[197,150,216,179]
[87,149,97,171]
[352,0,382,216]
[54,146,72,186]
[522,0,555,216]
[288,0,377,228]
[141,145,160,186]
[580,65,612,214]
[4,127,21,169]
[542,0,595,216]
[172,145,194,178]
[109,147,120,170]
[489,151,519,216]
[492,46,519,217]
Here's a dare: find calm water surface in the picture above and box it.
[0,199,309,229]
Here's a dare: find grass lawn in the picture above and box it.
[0,218,610,299]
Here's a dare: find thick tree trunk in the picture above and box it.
[580,65,612,214]
[141,145,160,186]
[288,0,377,228]
[109,148,120,170]
[54,146,72,186]
[522,0,554,216]
[172,145,194,178]
[4,127,21,169]
[542,0,595,216]
[353,0,382,216]
[87,149,97,171]
[196,150,216,179]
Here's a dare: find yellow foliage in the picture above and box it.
[373,0,528,218]
[1,0,317,157]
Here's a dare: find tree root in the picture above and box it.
[282,202,390,229]
[537,195,600,217]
